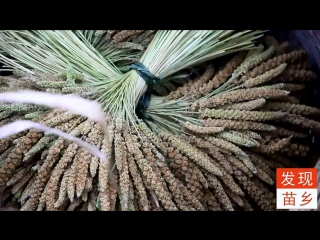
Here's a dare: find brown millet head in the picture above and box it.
[165,144,205,197]
[253,137,292,154]
[219,98,266,111]
[204,173,234,211]
[240,50,308,82]
[202,119,276,131]
[0,130,44,186]
[184,121,224,134]
[243,63,287,88]
[200,109,287,122]
[276,69,317,83]
[160,132,223,176]
[21,138,67,211]
[262,102,320,116]
[181,134,233,175]
[112,30,145,43]
[127,153,149,211]
[197,87,289,110]
[124,128,178,211]
[277,113,320,132]
[186,52,247,103]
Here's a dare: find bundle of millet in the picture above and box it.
[1,35,320,211]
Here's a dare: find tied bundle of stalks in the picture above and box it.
[0,30,318,211]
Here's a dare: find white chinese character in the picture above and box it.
[298,172,313,186]
[281,172,295,186]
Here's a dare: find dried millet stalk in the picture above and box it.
[268,153,299,168]
[204,173,234,211]
[114,121,130,211]
[138,121,167,155]
[66,148,81,203]
[11,170,34,195]
[240,131,262,140]
[21,138,68,211]
[182,134,233,175]
[277,113,320,132]
[197,87,289,109]
[0,111,13,121]
[233,170,274,211]
[22,135,57,162]
[253,137,292,154]
[188,65,215,98]
[205,136,247,157]
[227,156,253,177]
[24,111,45,120]
[75,148,92,198]
[213,161,245,196]
[243,45,264,63]
[262,102,320,116]
[216,131,260,147]
[45,111,77,127]
[88,187,98,211]
[279,83,306,92]
[273,127,307,138]
[252,177,276,209]
[127,153,149,211]
[225,188,244,207]
[160,133,222,176]
[219,98,266,111]
[279,143,309,157]
[54,168,71,209]
[0,130,26,153]
[166,80,193,100]
[112,30,145,43]
[0,130,44,186]
[204,191,222,211]
[184,121,224,134]
[165,146,205,197]
[124,130,177,211]
[156,160,194,211]
[99,120,115,193]
[99,188,111,211]
[287,61,311,70]
[274,95,300,104]
[137,132,174,200]
[7,164,33,186]
[243,63,287,88]
[277,69,317,82]
[67,198,82,211]
[233,46,275,78]
[200,109,287,122]
[202,119,276,131]
[195,52,247,99]
[240,50,308,82]
[0,147,14,164]
[247,153,275,180]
